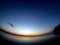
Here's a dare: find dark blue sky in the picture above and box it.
[1,0,60,34]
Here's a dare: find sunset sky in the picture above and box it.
[1,0,60,35]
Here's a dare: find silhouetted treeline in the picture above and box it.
[53,24,60,35]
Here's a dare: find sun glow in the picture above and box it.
[18,27,36,35]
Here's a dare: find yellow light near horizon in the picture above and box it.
[14,27,47,35]
[1,26,49,36]
[16,28,37,35]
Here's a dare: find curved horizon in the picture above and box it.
[0,28,52,37]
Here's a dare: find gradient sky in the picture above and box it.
[0,0,60,34]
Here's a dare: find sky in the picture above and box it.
[0,0,60,35]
